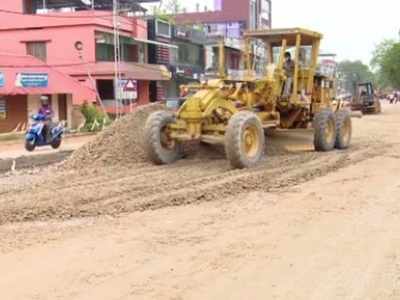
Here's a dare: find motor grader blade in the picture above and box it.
[266,128,315,153]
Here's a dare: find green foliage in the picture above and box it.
[152,0,182,23]
[371,39,400,89]
[80,103,111,132]
[337,60,375,94]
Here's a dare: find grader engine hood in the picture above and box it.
[178,89,220,121]
[170,81,239,140]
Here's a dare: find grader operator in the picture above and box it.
[144,28,352,169]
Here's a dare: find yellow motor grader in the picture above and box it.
[144,28,352,169]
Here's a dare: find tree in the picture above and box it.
[371,39,400,89]
[152,0,182,22]
[337,60,375,94]
[161,0,181,14]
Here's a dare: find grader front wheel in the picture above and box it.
[313,109,337,152]
[144,111,183,165]
[225,111,265,169]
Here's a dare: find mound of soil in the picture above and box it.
[64,103,294,171]
[65,103,166,169]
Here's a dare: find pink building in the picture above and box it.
[176,0,272,36]
[0,53,96,133]
[0,0,171,131]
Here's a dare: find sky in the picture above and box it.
[271,0,400,65]
[150,0,400,65]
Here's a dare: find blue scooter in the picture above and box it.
[25,114,64,152]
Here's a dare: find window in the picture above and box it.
[26,42,47,61]
[120,36,142,62]
[249,0,257,30]
[177,42,203,66]
[97,80,114,100]
[156,19,171,38]
[226,22,241,39]
[95,32,144,63]
[261,0,270,15]
[0,97,6,120]
[260,0,271,28]
[23,0,34,14]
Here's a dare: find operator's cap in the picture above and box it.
[40,95,49,101]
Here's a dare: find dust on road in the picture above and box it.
[0,104,400,300]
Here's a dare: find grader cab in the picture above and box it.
[144,28,352,169]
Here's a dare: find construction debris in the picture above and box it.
[64,103,166,169]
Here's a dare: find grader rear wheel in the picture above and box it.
[335,110,352,150]
[225,111,265,169]
[144,111,183,165]
[313,109,336,152]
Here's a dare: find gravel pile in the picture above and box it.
[64,103,166,169]
[64,103,293,170]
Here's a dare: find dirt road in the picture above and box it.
[1,104,400,300]
[0,134,94,159]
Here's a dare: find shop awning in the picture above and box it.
[56,62,172,81]
[0,53,97,104]
[133,38,178,49]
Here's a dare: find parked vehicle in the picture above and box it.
[351,82,381,114]
[25,114,64,152]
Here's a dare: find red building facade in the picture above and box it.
[0,0,171,124]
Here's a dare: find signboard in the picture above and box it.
[0,72,4,87]
[176,66,193,78]
[117,79,138,100]
[225,38,242,50]
[15,73,48,88]
[318,59,337,78]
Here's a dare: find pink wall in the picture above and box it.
[176,0,250,25]
[133,19,148,39]
[0,25,96,65]
[0,10,142,33]
[0,0,23,12]
[0,12,147,65]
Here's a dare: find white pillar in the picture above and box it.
[67,95,73,128]
[27,95,41,121]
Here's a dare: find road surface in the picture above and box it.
[0,104,400,300]
[0,134,94,159]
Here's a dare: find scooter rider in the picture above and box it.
[38,95,54,142]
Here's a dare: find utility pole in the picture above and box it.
[74,41,107,116]
[113,0,122,118]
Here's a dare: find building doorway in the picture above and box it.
[149,81,158,102]
[58,94,68,122]
[0,95,28,133]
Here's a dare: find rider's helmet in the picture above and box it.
[40,95,50,106]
